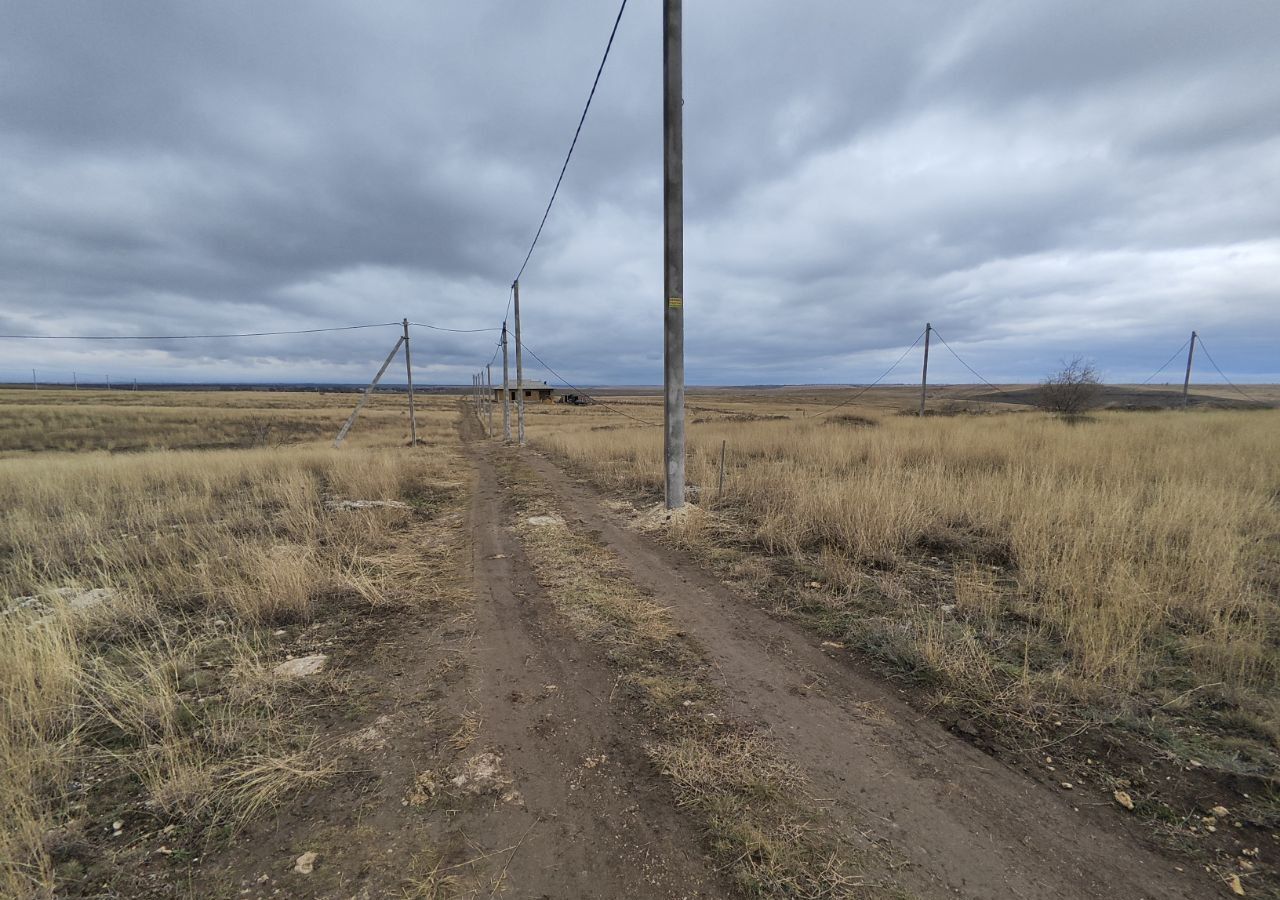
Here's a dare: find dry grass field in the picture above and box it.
[3,384,1276,898]
[0,388,426,454]
[0,389,459,898]
[526,389,1280,827]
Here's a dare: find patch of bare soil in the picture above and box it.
[518,449,1227,899]
[195,419,727,900]
[490,451,905,898]
[446,447,727,899]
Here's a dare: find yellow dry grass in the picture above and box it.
[0,387,422,453]
[524,391,1280,772]
[0,390,462,898]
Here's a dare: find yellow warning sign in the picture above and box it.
[668,297,683,309]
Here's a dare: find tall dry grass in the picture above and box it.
[532,400,1280,768]
[0,394,461,897]
[0,388,419,453]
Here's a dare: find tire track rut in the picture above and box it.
[516,449,1211,900]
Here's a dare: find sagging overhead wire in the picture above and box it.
[0,322,402,340]
[1140,336,1193,385]
[929,328,1015,397]
[811,329,927,418]
[1193,337,1270,406]
[518,339,660,427]
[511,0,630,287]
[408,323,501,334]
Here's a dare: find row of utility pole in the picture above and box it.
[916,326,1204,414]
[29,370,135,390]
[461,0,681,502]
[467,286,525,446]
[331,302,536,449]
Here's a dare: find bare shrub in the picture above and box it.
[1038,357,1102,418]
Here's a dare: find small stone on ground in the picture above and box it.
[273,654,329,678]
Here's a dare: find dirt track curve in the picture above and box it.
[208,424,1216,899]
[472,437,1212,900]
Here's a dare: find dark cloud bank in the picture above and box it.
[1,1,1277,385]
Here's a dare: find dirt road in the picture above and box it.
[481,438,1213,900]
[210,426,1218,898]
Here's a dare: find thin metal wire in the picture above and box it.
[518,340,660,427]
[0,322,400,340]
[1192,337,1270,406]
[811,330,927,418]
[929,329,1015,397]
[512,0,630,285]
[501,284,514,336]
[408,323,501,334]
[1139,336,1192,385]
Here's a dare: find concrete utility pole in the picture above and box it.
[402,319,417,446]
[513,280,526,446]
[501,323,512,442]
[663,0,685,509]
[486,364,494,436]
[919,323,932,416]
[105,374,111,391]
[1182,330,1197,410]
[31,369,38,390]
[73,372,78,391]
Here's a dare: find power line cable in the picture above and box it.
[0,322,401,340]
[502,284,514,335]
[811,330,927,418]
[1139,336,1192,385]
[929,329,1016,397]
[1192,337,1270,406]
[512,0,630,285]
[408,322,501,334]
[518,339,660,427]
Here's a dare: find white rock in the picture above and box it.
[525,514,565,527]
[450,752,514,798]
[65,587,115,611]
[325,499,410,511]
[3,586,116,617]
[293,851,318,875]
[273,655,329,678]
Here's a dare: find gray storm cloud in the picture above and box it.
[1,0,1277,385]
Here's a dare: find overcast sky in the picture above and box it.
[1,1,1277,386]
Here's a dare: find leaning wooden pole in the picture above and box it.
[334,337,405,448]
